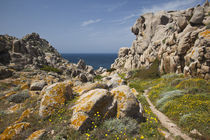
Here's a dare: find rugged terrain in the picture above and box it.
[112,1,210,80]
[0,1,209,140]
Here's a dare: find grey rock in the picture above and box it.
[190,6,204,25]
[30,80,47,91]
[0,66,13,79]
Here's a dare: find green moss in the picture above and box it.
[40,65,62,74]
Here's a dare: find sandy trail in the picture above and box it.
[143,89,192,140]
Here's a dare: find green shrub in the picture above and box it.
[7,89,30,103]
[157,90,184,108]
[131,58,160,79]
[102,117,139,135]
[162,38,166,44]
[106,68,116,73]
[94,75,103,81]
[40,65,62,74]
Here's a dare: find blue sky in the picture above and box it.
[0,0,205,53]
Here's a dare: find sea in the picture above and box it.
[61,53,118,69]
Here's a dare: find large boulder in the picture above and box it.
[70,85,143,132]
[39,81,73,118]
[105,74,126,89]
[30,80,47,91]
[190,6,204,25]
[70,89,113,131]
[0,66,13,79]
[111,85,143,121]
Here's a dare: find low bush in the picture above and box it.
[131,58,160,80]
[106,68,116,73]
[7,89,30,103]
[40,65,62,74]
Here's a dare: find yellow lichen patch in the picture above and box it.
[15,108,31,123]
[21,83,29,90]
[71,113,88,128]
[0,91,16,100]
[199,30,210,39]
[26,129,45,140]
[7,103,24,113]
[40,82,72,117]
[0,122,30,140]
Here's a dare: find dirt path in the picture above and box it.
[143,89,192,140]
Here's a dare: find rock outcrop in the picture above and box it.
[111,1,210,79]
[0,33,96,81]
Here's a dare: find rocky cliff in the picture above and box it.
[0,33,95,81]
[111,1,210,79]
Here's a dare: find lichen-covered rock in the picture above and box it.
[70,85,143,131]
[105,74,126,89]
[0,122,30,140]
[73,82,108,95]
[111,85,143,121]
[15,108,31,123]
[26,129,45,140]
[39,81,73,118]
[30,80,47,91]
[70,89,113,131]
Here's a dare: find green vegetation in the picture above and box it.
[40,65,62,74]
[94,75,103,81]
[162,38,166,44]
[147,74,210,139]
[106,68,116,73]
[130,59,160,80]
[118,73,126,80]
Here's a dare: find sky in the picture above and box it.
[0,0,206,53]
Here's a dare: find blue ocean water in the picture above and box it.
[61,53,118,69]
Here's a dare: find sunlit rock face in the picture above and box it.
[112,1,210,79]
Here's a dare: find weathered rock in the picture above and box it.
[77,59,86,70]
[0,66,13,79]
[70,89,113,131]
[26,129,46,140]
[118,47,130,57]
[30,80,47,91]
[70,85,143,131]
[0,122,30,140]
[106,74,126,89]
[73,82,108,95]
[111,3,210,79]
[8,90,30,103]
[111,85,143,121]
[39,81,73,118]
[190,6,204,25]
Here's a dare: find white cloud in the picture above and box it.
[113,14,139,24]
[141,0,202,14]
[107,1,127,12]
[81,19,101,27]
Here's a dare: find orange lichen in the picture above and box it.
[26,129,45,140]
[40,82,72,117]
[21,83,29,90]
[71,113,88,128]
[0,122,30,140]
[15,108,31,123]
[199,30,210,39]
[0,91,16,100]
[7,103,23,113]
